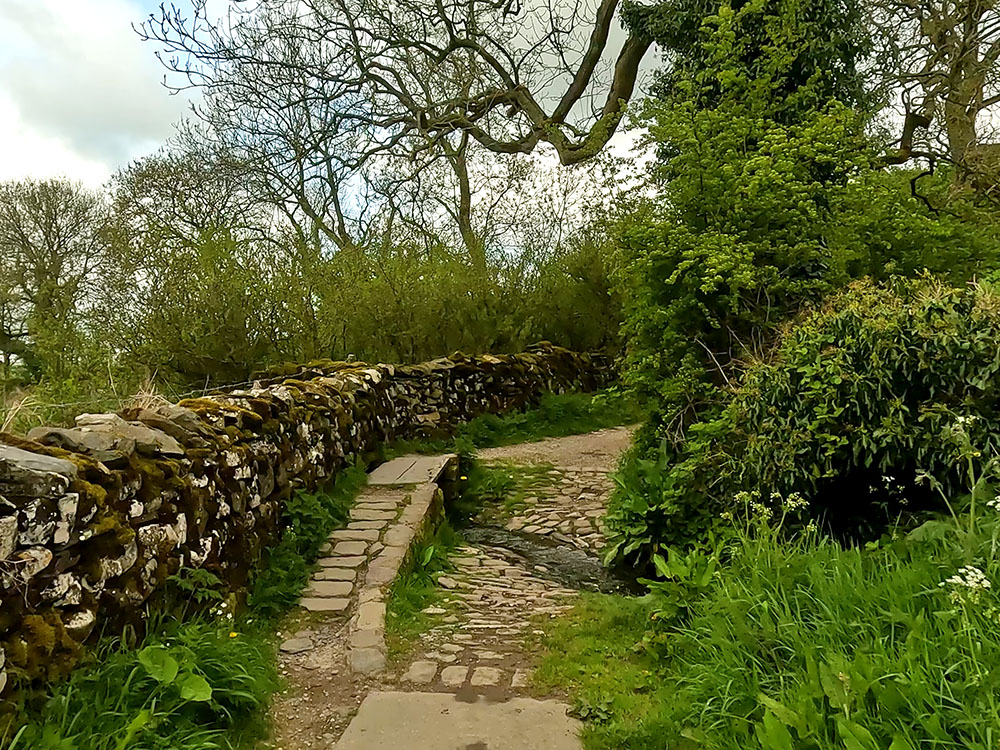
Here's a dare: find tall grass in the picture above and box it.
[537,503,1000,749]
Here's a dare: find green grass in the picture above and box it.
[5,618,279,750]
[4,468,369,750]
[248,465,367,619]
[384,521,463,662]
[390,389,643,456]
[535,508,1000,749]
[531,594,671,748]
[453,460,559,524]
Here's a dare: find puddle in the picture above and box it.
[460,525,637,595]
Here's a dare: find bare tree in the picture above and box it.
[140,0,653,169]
[880,0,1000,189]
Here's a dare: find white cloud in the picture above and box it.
[0,0,191,187]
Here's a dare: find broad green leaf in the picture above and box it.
[138,646,179,685]
[177,672,213,702]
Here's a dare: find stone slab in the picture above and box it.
[349,509,396,522]
[317,555,366,568]
[314,567,356,582]
[333,541,370,556]
[306,580,354,598]
[367,454,457,486]
[334,692,582,749]
[300,597,351,613]
[349,647,386,675]
[403,660,438,684]
[330,528,380,542]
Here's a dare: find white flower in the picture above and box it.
[783,492,809,512]
[940,565,992,605]
[988,495,1000,512]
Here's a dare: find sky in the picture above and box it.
[0,0,192,187]
[0,0,652,189]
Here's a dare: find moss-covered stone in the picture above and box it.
[0,343,612,698]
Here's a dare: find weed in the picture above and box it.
[248,464,367,619]
[384,521,462,661]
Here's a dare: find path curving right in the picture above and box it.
[333,426,635,750]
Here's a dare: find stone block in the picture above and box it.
[301,597,351,613]
[317,555,366,568]
[306,580,353,598]
[350,509,396,522]
[471,667,503,687]
[329,528,380,542]
[349,647,386,675]
[314,567,356,582]
[404,660,438,684]
[440,665,469,687]
[355,601,386,630]
[349,628,383,650]
[333,541,369,556]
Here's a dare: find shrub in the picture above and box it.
[606,278,1000,565]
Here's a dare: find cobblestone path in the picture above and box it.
[392,426,633,698]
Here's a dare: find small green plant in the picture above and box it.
[168,567,225,609]
[248,464,366,619]
[385,522,462,660]
[569,697,614,725]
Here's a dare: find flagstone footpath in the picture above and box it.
[265,426,634,750]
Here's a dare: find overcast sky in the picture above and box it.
[0,0,192,187]
[0,0,655,189]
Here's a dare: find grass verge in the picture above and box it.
[384,521,462,663]
[390,389,643,456]
[4,466,368,750]
[534,507,1000,749]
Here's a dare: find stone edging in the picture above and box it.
[347,480,445,675]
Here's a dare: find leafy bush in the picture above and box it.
[607,278,1000,565]
[248,465,366,618]
[5,620,277,750]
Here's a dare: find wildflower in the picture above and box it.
[721,511,733,521]
[229,631,239,638]
[805,520,818,533]
[987,495,1000,511]
[940,566,992,605]
[460,476,468,481]
[783,492,808,512]
[749,500,773,522]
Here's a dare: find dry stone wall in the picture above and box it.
[0,343,611,696]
